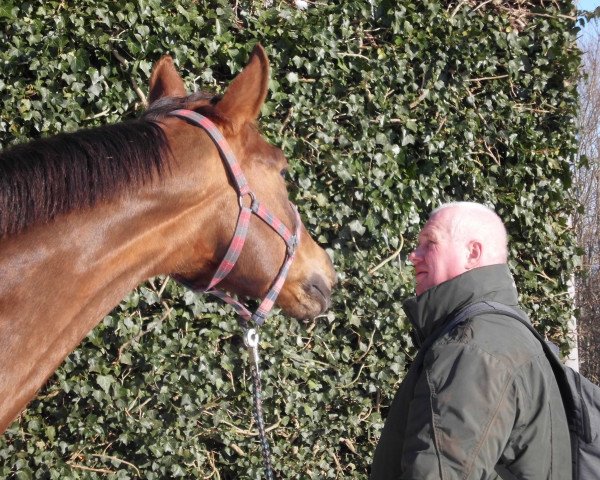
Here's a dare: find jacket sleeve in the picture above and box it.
[400,341,516,480]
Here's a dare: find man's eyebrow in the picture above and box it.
[422,226,446,241]
[419,230,436,242]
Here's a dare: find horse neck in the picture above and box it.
[0,149,229,432]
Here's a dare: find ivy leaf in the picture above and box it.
[96,375,114,395]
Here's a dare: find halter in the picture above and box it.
[169,108,300,327]
[169,108,300,480]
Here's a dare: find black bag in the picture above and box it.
[445,300,600,479]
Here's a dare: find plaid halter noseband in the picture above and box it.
[169,109,300,327]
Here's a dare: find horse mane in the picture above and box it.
[0,93,216,238]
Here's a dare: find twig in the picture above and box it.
[112,49,147,106]
[339,52,370,61]
[35,389,61,401]
[355,328,376,363]
[157,276,170,297]
[84,108,111,121]
[312,335,338,363]
[372,118,404,124]
[357,404,373,423]
[471,0,494,13]
[67,463,114,474]
[537,270,558,285]
[450,0,470,19]
[410,90,429,109]
[434,117,447,135]
[204,451,221,480]
[89,454,141,476]
[484,141,500,165]
[339,363,366,388]
[278,106,295,134]
[466,74,509,82]
[466,152,485,167]
[518,10,576,21]
[340,437,357,454]
[332,451,343,473]
[368,235,404,275]
[230,443,246,456]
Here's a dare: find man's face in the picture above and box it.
[408,209,468,296]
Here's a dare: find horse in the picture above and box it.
[0,44,336,434]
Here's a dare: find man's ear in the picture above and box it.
[465,241,483,269]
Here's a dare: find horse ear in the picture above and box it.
[148,55,187,104]
[215,44,270,129]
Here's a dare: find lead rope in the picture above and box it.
[244,328,275,480]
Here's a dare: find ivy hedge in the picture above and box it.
[0,1,581,478]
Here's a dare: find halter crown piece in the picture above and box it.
[169,108,301,480]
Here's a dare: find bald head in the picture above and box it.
[430,202,508,265]
[409,202,508,295]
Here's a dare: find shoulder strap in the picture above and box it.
[408,303,493,372]
[423,300,524,350]
[450,300,577,422]
[418,302,488,353]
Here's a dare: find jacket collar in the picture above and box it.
[402,264,519,346]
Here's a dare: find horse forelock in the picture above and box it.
[143,92,220,121]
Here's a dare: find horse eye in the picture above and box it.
[280,168,288,179]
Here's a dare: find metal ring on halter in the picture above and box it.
[239,191,256,209]
[244,328,259,348]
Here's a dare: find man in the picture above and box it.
[370,202,572,479]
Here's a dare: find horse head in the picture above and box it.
[147,45,336,321]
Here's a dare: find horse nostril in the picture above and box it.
[305,274,332,310]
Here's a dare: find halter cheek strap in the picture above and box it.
[169,109,300,327]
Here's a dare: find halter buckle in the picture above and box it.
[287,235,298,255]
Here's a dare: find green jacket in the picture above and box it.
[370,264,572,480]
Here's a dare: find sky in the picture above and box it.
[578,0,600,11]
[577,0,599,43]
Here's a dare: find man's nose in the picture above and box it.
[408,249,418,263]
